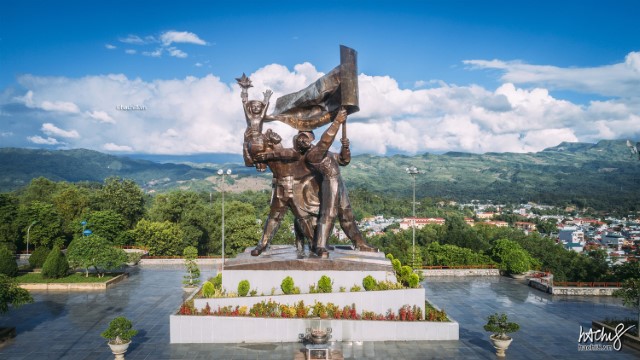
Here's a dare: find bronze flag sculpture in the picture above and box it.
[238,45,377,258]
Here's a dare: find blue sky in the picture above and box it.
[1,0,639,155]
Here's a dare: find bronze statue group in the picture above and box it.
[237,74,376,258]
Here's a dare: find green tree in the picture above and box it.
[491,238,538,275]
[423,242,492,266]
[0,246,18,277]
[28,246,51,269]
[209,201,260,257]
[612,261,640,281]
[67,235,127,277]
[98,177,145,228]
[147,190,218,254]
[0,274,34,314]
[51,183,90,236]
[83,210,128,244]
[19,177,58,205]
[17,201,64,248]
[613,278,640,337]
[133,219,190,256]
[41,245,69,279]
[0,194,20,251]
[444,215,487,251]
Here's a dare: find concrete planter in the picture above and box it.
[489,335,512,357]
[170,315,458,343]
[194,288,426,316]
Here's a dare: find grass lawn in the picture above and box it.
[17,272,118,284]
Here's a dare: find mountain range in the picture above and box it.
[1,140,638,211]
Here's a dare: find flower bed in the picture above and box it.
[180,298,435,322]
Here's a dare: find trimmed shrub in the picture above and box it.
[211,273,222,290]
[28,246,51,269]
[407,273,420,288]
[41,245,69,279]
[281,276,295,295]
[238,280,250,297]
[317,275,333,293]
[202,281,215,298]
[362,275,377,291]
[0,247,18,277]
[392,259,401,274]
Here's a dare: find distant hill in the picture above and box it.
[343,139,640,211]
[1,140,639,211]
[0,148,257,193]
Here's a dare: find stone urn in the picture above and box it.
[489,334,512,357]
[107,340,130,360]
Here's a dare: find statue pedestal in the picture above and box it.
[222,245,394,295]
[169,246,459,344]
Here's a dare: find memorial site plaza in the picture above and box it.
[1,265,639,359]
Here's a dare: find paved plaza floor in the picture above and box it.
[1,266,639,359]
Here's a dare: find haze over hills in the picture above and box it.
[1,139,639,211]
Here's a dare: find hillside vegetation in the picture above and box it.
[1,139,638,212]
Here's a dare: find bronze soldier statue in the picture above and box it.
[250,129,320,257]
[294,108,377,257]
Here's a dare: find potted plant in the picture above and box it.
[484,313,519,357]
[101,316,138,359]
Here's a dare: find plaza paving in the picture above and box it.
[1,265,639,359]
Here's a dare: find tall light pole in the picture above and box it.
[217,169,232,273]
[26,221,37,255]
[406,167,419,268]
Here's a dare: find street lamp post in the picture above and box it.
[218,169,232,273]
[26,221,37,255]
[406,166,419,268]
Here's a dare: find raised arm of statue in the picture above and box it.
[265,111,333,130]
[338,138,351,166]
[306,109,346,163]
[254,148,301,162]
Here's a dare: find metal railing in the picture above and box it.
[552,281,622,288]
[421,264,497,270]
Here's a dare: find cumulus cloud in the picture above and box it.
[160,30,207,46]
[464,51,640,98]
[42,123,80,138]
[168,47,187,58]
[40,100,80,113]
[27,136,60,145]
[87,110,115,124]
[105,44,116,50]
[4,53,639,155]
[103,143,133,152]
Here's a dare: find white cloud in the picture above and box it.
[1,131,14,137]
[168,47,187,58]
[6,53,639,155]
[105,44,116,50]
[103,143,133,152]
[40,100,80,113]
[195,62,203,67]
[87,110,115,124]
[42,123,80,138]
[160,30,206,46]
[27,135,60,145]
[125,49,137,55]
[464,51,640,98]
[119,34,145,44]
[143,48,162,57]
